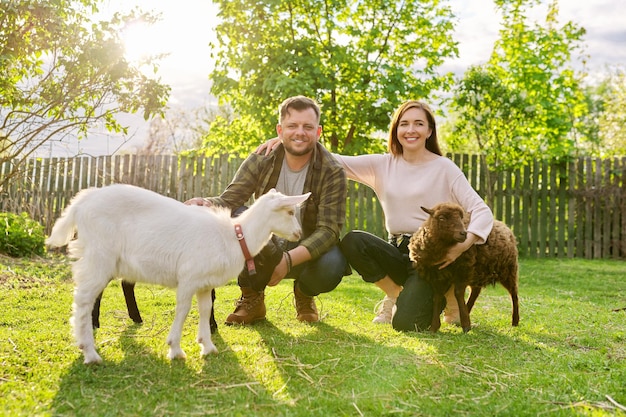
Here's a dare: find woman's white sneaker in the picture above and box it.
[372,296,397,324]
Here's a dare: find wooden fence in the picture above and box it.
[1,154,625,260]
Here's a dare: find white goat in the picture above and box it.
[46,184,310,364]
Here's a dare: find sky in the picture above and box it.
[41,0,626,157]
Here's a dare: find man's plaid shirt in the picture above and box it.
[205,143,347,260]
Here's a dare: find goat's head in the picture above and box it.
[257,189,311,241]
[421,203,467,244]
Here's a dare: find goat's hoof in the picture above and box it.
[167,349,187,360]
[81,345,102,364]
[201,345,218,356]
[83,354,103,365]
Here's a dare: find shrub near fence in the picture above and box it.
[1,154,624,260]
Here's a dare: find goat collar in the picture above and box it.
[234,224,256,275]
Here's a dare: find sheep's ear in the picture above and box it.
[277,192,311,208]
[421,206,434,216]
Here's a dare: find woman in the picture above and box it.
[260,100,493,331]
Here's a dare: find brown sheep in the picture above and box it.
[408,202,519,333]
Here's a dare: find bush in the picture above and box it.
[0,212,46,257]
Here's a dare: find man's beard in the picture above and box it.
[283,140,314,157]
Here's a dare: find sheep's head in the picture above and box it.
[421,203,468,245]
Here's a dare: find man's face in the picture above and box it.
[276,108,322,157]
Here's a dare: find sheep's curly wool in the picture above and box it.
[408,202,520,332]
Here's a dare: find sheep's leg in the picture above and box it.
[196,287,218,356]
[121,281,142,324]
[506,282,520,327]
[455,284,472,333]
[466,286,483,314]
[73,277,110,364]
[495,269,520,327]
[430,292,444,333]
[510,290,520,326]
[166,287,194,360]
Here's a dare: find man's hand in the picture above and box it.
[184,197,213,207]
[267,246,312,285]
[267,255,289,286]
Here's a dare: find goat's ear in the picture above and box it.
[421,206,434,216]
[277,192,311,208]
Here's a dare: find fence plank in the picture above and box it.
[615,157,626,259]
[1,154,625,259]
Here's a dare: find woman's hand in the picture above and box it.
[437,233,479,269]
[255,137,281,156]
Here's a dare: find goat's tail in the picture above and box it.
[46,201,78,248]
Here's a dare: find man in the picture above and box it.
[187,96,348,324]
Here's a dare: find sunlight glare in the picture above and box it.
[118,2,217,79]
[122,20,170,65]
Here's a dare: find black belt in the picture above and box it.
[390,233,413,247]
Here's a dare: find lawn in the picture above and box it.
[1,255,625,416]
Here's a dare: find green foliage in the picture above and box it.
[0,0,170,190]
[582,66,626,156]
[447,65,537,168]
[201,113,268,158]
[0,212,45,257]
[447,1,588,164]
[207,0,458,157]
[1,256,625,416]
[445,0,589,204]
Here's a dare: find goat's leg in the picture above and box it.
[166,287,194,360]
[430,292,444,333]
[197,287,218,356]
[121,281,142,324]
[466,286,483,314]
[92,291,103,329]
[455,283,472,333]
[209,289,217,333]
[73,278,109,364]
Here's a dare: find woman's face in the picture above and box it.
[396,107,432,152]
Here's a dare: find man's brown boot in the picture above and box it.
[294,283,318,323]
[225,287,266,325]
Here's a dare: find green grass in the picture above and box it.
[1,255,625,416]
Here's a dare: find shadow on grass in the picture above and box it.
[49,316,445,416]
[15,261,626,416]
[48,273,596,417]
[49,322,277,416]
[213,318,541,415]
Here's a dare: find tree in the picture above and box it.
[0,0,170,191]
[208,0,458,156]
[582,66,626,156]
[445,0,588,204]
[182,104,254,158]
[138,108,203,155]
